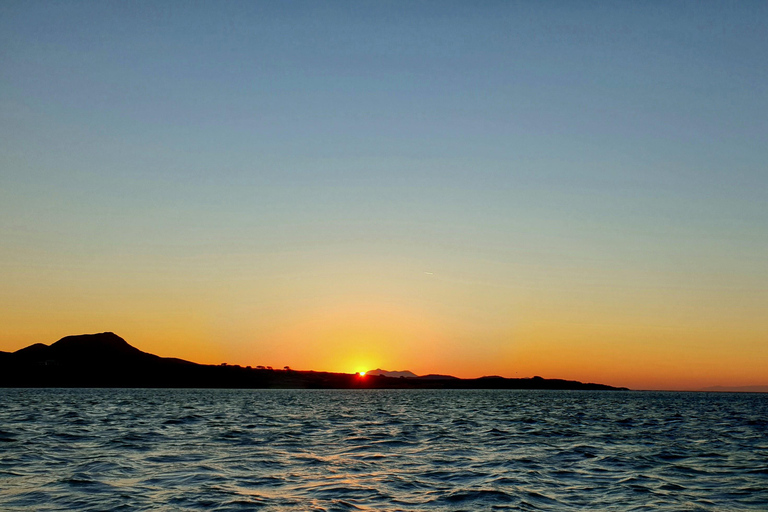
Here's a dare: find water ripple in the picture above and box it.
[0,389,767,510]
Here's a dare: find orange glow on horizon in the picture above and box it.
[1,292,766,391]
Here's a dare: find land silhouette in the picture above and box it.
[0,332,627,390]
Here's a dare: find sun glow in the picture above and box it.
[357,371,366,377]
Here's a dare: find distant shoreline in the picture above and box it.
[1,332,628,391]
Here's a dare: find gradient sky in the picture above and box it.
[1,1,766,390]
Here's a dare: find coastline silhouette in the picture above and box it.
[0,332,627,390]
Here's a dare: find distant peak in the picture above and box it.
[366,369,419,378]
[53,332,128,345]
[50,332,145,357]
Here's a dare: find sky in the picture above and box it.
[1,1,766,390]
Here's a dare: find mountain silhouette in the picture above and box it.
[365,369,460,380]
[366,369,420,378]
[12,332,177,366]
[0,333,628,390]
[0,332,200,388]
[416,374,460,380]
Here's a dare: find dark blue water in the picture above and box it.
[1,389,766,511]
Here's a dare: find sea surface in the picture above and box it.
[0,389,766,511]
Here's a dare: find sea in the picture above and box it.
[0,389,766,511]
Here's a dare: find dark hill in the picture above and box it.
[13,333,159,365]
[51,332,146,359]
[1,332,198,387]
[10,332,195,367]
[0,333,628,390]
[12,343,50,362]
